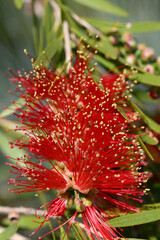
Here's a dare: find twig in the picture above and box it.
[35,0,45,18]
[71,13,102,36]
[49,0,61,30]
[63,20,72,73]
[70,33,80,46]
[0,206,45,217]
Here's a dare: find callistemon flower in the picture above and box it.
[6,49,148,240]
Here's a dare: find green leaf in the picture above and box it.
[142,202,160,210]
[32,0,40,55]
[71,0,128,17]
[126,239,147,240]
[84,18,124,34]
[0,130,27,162]
[74,222,88,240]
[140,132,158,145]
[94,55,118,72]
[60,226,68,240]
[39,0,55,52]
[0,165,10,182]
[130,72,160,87]
[13,0,23,9]
[127,22,160,33]
[19,215,46,230]
[0,223,18,240]
[71,27,117,59]
[108,208,160,227]
[128,100,160,134]
[0,98,25,118]
[34,37,61,67]
[3,215,45,230]
[61,4,79,29]
[99,36,117,59]
[0,119,27,141]
[138,136,154,160]
[70,222,85,240]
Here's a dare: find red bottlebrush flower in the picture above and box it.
[6,50,148,240]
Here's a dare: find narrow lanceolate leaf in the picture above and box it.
[34,37,61,67]
[70,221,87,240]
[3,215,46,230]
[94,55,118,72]
[74,222,88,240]
[140,132,158,145]
[138,136,154,160]
[60,226,68,240]
[126,22,160,33]
[0,130,27,162]
[128,100,160,134]
[126,239,147,240]
[0,98,25,118]
[0,223,18,240]
[99,36,117,59]
[13,0,23,9]
[84,18,124,34]
[108,208,160,227]
[71,0,128,17]
[39,0,55,52]
[130,72,160,87]
[142,202,160,210]
[71,27,117,59]
[32,0,40,55]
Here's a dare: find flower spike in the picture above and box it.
[6,49,148,239]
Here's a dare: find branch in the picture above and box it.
[63,20,72,73]
[71,13,102,36]
[0,206,45,217]
[70,33,80,45]
[49,0,61,30]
